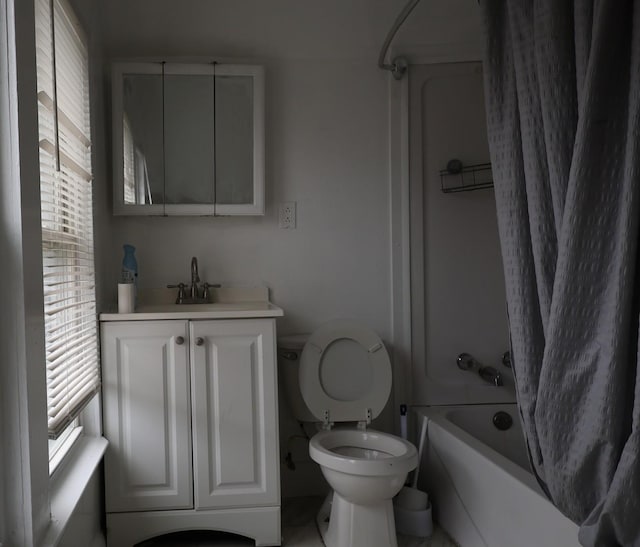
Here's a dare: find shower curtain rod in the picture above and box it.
[378,0,422,80]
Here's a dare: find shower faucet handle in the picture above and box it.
[456,352,503,387]
[479,366,503,387]
[456,352,478,371]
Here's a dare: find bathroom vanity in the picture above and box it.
[100,290,283,546]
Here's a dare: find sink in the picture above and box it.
[136,303,218,313]
[134,302,272,314]
[100,286,283,321]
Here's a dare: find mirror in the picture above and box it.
[112,62,264,216]
[122,72,163,205]
[215,75,254,205]
[164,72,216,205]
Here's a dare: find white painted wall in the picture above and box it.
[57,472,105,547]
[100,0,485,337]
[98,0,489,498]
[101,1,398,498]
[106,59,392,340]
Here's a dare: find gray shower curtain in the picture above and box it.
[481,1,640,546]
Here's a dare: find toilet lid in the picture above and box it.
[299,320,391,424]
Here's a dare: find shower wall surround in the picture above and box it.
[409,62,512,406]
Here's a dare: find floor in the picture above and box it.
[138,496,458,547]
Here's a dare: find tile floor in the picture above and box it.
[138,496,458,547]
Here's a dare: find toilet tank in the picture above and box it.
[277,334,316,422]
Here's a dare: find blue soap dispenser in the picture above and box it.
[121,244,138,295]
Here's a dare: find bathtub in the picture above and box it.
[414,404,580,547]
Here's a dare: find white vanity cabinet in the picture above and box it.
[101,316,281,546]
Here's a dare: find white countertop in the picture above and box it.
[100,287,284,321]
[100,302,283,321]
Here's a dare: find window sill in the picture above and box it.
[41,435,108,547]
[49,424,83,476]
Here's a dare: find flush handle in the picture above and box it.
[195,337,204,346]
[176,336,185,345]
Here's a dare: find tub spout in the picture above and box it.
[479,366,503,387]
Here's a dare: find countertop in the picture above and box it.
[100,286,284,321]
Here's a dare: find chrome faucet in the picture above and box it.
[190,256,200,299]
[478,365,503,387]
[167,256,220,304]
[456,352,503,387]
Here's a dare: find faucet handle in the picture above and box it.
[167,283,187,304]
[201,282,221,301]
[479,366,503,387]
[456,352,478,371]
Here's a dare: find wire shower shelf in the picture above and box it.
[440,161,494,193]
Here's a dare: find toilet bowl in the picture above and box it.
[279,320,418,547]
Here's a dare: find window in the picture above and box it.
[35,0,99,448]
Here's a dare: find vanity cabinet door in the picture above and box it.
[102,320,193,512]
[190,319,280,509]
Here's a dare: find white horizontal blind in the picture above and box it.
[35,0,99,438]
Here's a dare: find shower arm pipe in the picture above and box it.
[378,0,422,80]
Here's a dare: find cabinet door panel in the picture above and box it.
[191,319,279,509]
[102,321,192,512]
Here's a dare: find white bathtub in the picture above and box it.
[414,404,580,547]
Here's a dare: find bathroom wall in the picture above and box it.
[99,0,484,340]
[102,1,392,340]
[98,0,486,496]
[57,472,105,547]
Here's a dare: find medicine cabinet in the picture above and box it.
[112,62,265,216]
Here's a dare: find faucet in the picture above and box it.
[478,365,503,387]
[456,352,503,387]
[190,256,200,299]
[167,257,220,303]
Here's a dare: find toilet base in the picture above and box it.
[316,490,398,547]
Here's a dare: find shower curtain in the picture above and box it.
[481,2,640,546]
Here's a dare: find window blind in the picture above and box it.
[35,0,99,438]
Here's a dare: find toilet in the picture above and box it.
[279,320,417,547]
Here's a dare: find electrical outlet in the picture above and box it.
[278,201,296,229]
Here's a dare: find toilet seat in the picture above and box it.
[309,429,417,477]
[299,319,391,426]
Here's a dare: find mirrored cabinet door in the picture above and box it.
[214,65,264,215]
[112,62,264,216]
[114,63,165,214]
[164,65,216,213]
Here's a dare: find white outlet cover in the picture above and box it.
[279,201,296,229]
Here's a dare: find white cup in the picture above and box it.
[118,283,135,313]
